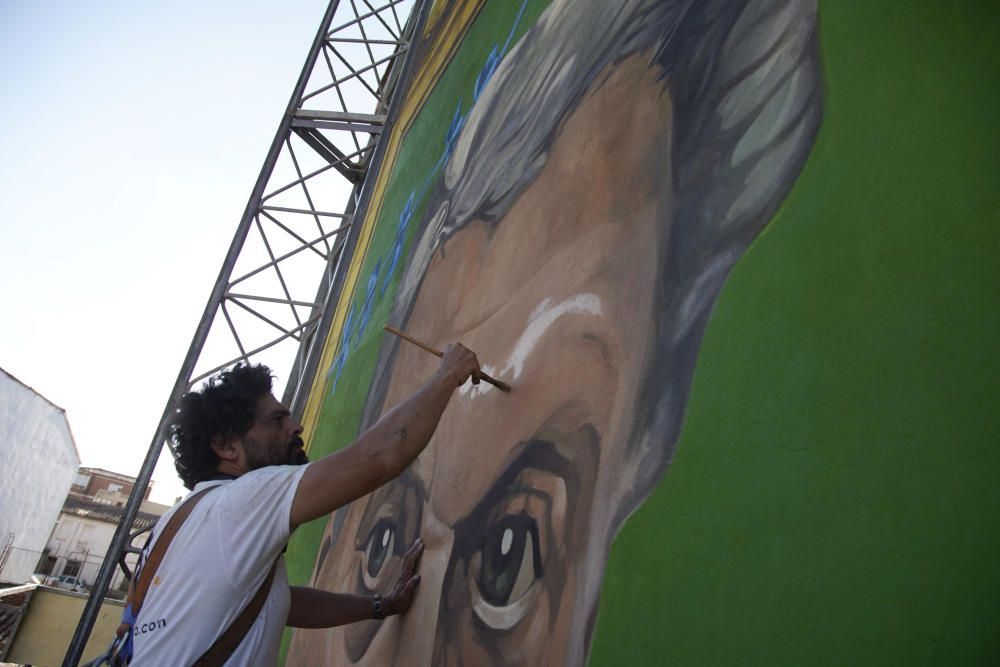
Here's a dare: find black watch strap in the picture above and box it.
[373,594,384,620]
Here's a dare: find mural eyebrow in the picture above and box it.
[454,427,595,536]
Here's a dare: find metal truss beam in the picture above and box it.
[63,1,429,663]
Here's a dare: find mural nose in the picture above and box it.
[392,513,453,666]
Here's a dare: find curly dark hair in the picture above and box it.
[168,363,274,489]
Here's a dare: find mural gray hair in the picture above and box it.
[367,0,823,522]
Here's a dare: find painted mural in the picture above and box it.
[288,0,823,663]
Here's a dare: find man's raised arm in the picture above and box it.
[289,343,480,529]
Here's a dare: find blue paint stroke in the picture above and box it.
[357,258,382,343]
[443,101,466,156]
[382,192,415,296]
[327,302,357,393]
[474,45,500,101]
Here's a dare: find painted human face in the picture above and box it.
[295,55,673,665]
[242,393,308,470]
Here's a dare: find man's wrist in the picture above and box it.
[373,594,385,620]
[432,366,462,392]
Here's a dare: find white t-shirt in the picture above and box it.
[131,464,309,666]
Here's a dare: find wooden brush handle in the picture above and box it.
[384,325,444,358]
[383,326,511,393]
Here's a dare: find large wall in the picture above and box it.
[0,369,80,585]
[284,0,1000,664]
[4,587,125,665]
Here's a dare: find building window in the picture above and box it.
[38,551,56,576]
[62,560,81,578]
[107,483,124,494]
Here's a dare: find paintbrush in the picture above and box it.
[383,325,511,393]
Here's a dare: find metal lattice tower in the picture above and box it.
[64,1,428,663]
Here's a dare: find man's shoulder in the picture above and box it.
[188,465,306,494]
[155,481,227,521]
[234,464,311,486]
[210,465,311,507]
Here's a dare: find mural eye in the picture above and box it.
[362,518,396,588]
[472,514,542,630]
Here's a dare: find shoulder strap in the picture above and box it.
[191,560,279,667]
[131,486,218,612]
[122,482,282,666]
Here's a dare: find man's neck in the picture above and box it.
[215,460,246,478]
[205,471,239,482]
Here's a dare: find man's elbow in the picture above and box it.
[353,423,412,489]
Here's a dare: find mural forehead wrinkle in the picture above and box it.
[499,293,604,381]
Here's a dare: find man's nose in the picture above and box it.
[391,512,452,665]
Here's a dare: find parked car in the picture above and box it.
[48,574,87,592]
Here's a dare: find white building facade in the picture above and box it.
[0,368,80,584]
[41,498,160,595]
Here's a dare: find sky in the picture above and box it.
[0,0,332,504]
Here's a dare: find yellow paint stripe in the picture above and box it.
[300,1,486,449]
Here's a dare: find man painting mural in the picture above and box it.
[291,0,822,664]
[124,349,481,664]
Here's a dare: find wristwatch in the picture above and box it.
[373,594,384,620]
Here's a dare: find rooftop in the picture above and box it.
[61,496,160,532]
[76,467,144,486]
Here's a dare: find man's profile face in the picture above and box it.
[241,393,308,470]
[298,55,673,665]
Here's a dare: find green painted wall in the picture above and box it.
[589,1,1000,664]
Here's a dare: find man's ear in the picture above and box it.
[210,434,241,464]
